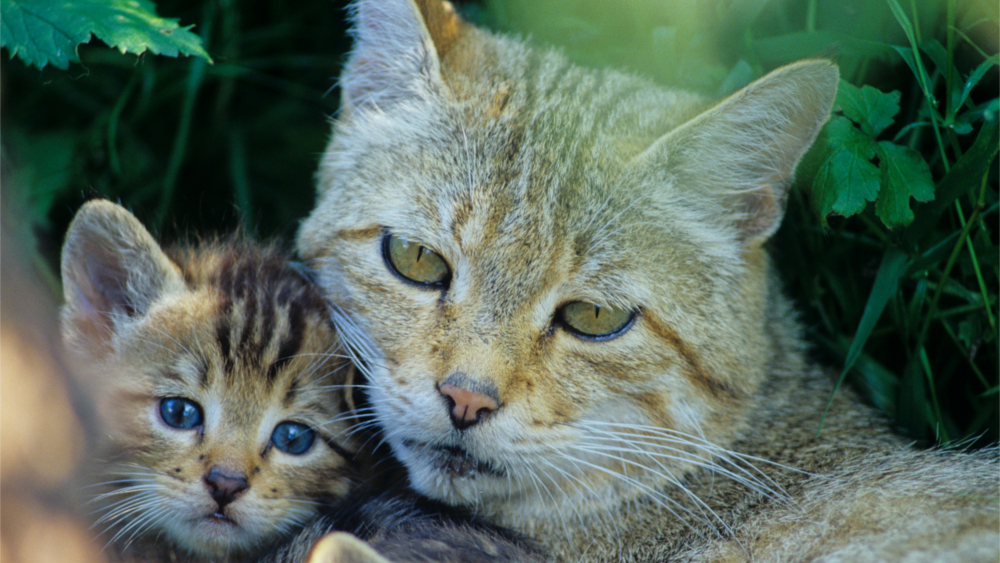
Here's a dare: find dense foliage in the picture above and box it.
[4,0,997,446]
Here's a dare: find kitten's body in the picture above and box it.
[297,1,1000,561]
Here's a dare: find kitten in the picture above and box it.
[60,200,366,562]
[296,0,1000,561]
[60,200,546,563]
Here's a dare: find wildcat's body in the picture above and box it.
[297,0,1000,561]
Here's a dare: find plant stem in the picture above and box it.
[156,3,214,231]
[916,200,983,347]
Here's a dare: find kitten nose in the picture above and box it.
[204,466,249,510]
[438,373,499,430]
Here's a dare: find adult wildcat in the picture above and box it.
[296,0,999,561]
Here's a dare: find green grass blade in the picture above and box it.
[903,121,999,246]
[818,247,909,435]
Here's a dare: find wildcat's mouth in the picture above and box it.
[402,439,505,479]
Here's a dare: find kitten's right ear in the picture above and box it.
[340,0,465,114]
[60,201,184,350]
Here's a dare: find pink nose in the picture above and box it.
[439,376,499,430]
[204,466,248,510]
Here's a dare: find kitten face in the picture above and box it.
[61,202,360,558]
[299,0,836,522]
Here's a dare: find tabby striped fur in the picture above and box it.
[61,200,363,562]
[297,1,1000,561]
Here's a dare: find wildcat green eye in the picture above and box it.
[383,233,450,288]
[559,302,635,340]
[159,398,203,429]
[271,421,316,455]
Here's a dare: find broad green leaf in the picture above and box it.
[874,141,935,228]
[811,116,880,220]
[1,0,211,70]
[836,80,901,137]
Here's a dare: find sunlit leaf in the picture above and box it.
[1,0,211,70]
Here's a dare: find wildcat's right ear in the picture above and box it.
[61,200,184,351]
[636,60,838,247]
[340,0,465,115]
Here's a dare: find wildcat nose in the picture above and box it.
[438,373,500,430]
[204,466,248,509]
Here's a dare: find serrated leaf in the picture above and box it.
[811,116,881,220]
[953,59,997,112]
[1,0,211,70]
[874,141,935,228]
[836,80,901,137]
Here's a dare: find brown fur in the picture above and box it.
[297,1,1000,561]
[61,201,365,562]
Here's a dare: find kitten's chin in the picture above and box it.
[162,511,266,559]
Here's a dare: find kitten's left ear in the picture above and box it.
[641,61,838,245]
[60,200,185,352]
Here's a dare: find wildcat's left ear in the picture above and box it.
[642,60,838,245]
[340,0,465,115]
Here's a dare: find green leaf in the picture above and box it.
[819,247,909,435]
[954,98,999,133]
[1,0,211,70]
[837,80,901,137]
[716,59,754,97]
[751,30,895,65]
[811,116,881,220]
[904,117,1000,246]
[954,59,998,112]
[874,141,935,228]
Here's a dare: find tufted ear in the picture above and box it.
[639,60,838,245]
[60,200,184,352]
[340,0,465,115]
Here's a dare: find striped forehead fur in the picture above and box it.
[166,239,333,384]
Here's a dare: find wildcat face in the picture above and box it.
[298,0,836,523]
[61,201,362,558]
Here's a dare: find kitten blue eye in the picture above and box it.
[271,422,316,455]
[159,398,203,429]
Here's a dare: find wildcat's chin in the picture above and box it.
[365,367,684,520]
[394,439,507,500]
